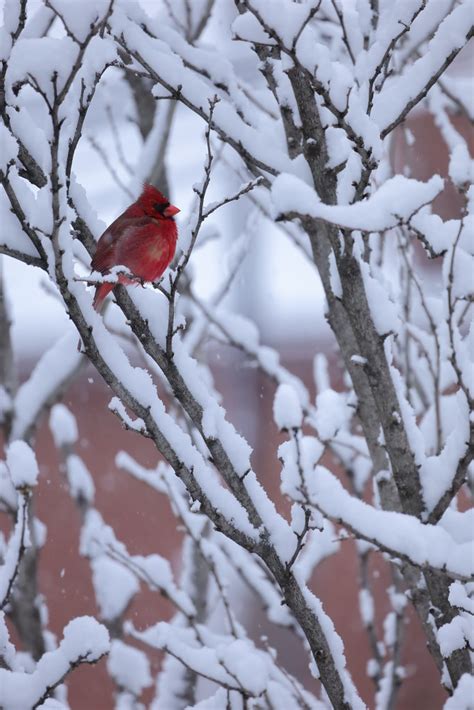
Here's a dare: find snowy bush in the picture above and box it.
[0,0,472,708]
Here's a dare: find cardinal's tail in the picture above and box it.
[93,283,114,311]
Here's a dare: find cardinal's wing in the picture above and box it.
[90,216,149,273]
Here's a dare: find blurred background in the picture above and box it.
[1,1,473,707]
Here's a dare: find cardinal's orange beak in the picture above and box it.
[164,204,180,218]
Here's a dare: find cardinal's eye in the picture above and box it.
[154,202,169,214]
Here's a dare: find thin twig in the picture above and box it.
[329,0,355,64]
[87,136,134,199]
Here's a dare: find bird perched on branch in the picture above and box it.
[90,184,179,311]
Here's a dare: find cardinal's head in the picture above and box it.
[141,184,180,219]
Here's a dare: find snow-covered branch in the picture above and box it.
[1,0,472,705]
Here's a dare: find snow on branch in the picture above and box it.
[272,173,444,232]
[0,441,40,610]
[81,507,196,621]
[0,616,109,710]
[0,492,29,610]
[1,0,472,704]
[373,2,473,136]
[307,466,474,582]
[10,332,84,442]
[444,674,474,710]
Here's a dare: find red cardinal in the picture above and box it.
[90,184,179,311]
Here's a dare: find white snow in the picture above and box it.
[273,383,303,430]
[313,389,351,441]
[11,331,83,441]
[279,436,324,504]
[271,173,444,232]
[372,1,472,133]
[308,465,474,579]
[329,250,342,299]
[66,455,95,504]
[444,674,474,710]
[107,640,151,695]
[37,701,68,710]
[0,124,18,172]
[1,1,472,706]
[131,621,271,697]
[49,404,79,448]
[91,557,139,621]
[360,259,400,336]
[0,495,30,606]
[351,355,367,365]
[359,589,374,627]
[6,440,39,488]
[449,581,474,614]
[0,617,109,710]
[437,615,473,658]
